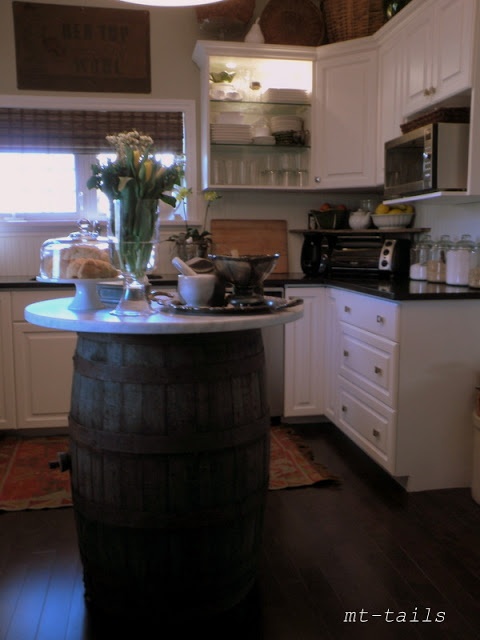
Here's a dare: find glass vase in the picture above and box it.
[111,196,158,317]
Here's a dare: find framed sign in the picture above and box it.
[12,2,151,93]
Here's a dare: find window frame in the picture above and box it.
[0,94,197,226]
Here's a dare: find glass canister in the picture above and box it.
[446,234,476,286]
[426,235,453,283]
[468,243,480,288]
[39,218,116,280]
[409,233,432,281]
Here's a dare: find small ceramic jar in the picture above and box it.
[349,209,371,230]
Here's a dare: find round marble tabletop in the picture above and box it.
[25,297,304,335]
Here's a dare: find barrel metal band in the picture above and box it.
[68,414,269,454]
[72,351,265,385]
[72,483,268,529]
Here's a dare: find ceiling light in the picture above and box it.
[117,0,225,6]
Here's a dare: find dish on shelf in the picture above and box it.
[270,115,303,133]
[371,213,415,229]
[253,135,276,145]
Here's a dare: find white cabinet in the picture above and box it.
[330,289,400,473]
[403,0,475,117]
[328,287,479,492]
[0,293,15,429]
[9,289,76,430]
[283,286,325,418]
[377,33,405,185]
[314,40,378,189]
[192,41,315,191]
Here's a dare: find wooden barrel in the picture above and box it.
[68,329,270,622]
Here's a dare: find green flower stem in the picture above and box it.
[114,192,158,281]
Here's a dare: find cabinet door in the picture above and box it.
[12,289,76,430]
[323,287,340,422]
[13,323,76,429]
[193,41,314,191]
[433,0,475,102]
[377,34,405,185]
[403,6,434,116]
[314,43,378,188]
[283,286,324,418]
[0,293,16,429]
[403,0,474,116]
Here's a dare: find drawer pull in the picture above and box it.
[344,305,351,313]
[343,349,349,358]
[374,366,382,375]
[372,428,380,438]
[376,315,384,324]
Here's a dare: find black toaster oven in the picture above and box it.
[301,233,411,277]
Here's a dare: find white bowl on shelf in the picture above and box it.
[371,213,415,228]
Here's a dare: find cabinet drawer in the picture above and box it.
[12,289,73,322]
[339,323,398,408]
[334,289,399,341]
[337,377,396,472]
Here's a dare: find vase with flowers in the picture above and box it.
[88,130,182,315]
[168,187,221,262]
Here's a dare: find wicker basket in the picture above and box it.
[322,0,386,43]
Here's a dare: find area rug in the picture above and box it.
[269,426,339,490]
[0,428,338,511]
[0,435,72,511]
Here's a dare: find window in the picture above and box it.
[0,97,196,223]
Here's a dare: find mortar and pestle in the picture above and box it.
[172,257,225,307]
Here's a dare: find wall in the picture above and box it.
[1,0,480,278]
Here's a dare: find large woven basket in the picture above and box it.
[322,0,386,43]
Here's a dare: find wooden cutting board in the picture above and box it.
[210,219,289,273]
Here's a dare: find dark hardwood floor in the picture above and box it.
[1,421,480,640]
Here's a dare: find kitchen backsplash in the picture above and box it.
[2,192,480,277]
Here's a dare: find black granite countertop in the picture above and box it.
[2,273,480,301]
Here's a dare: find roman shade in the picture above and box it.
[0,108,184,153]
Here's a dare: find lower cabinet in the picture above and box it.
[283,286,325,418]
[2,289,77,431]
[0,293,15,429]
[328,287,480,492]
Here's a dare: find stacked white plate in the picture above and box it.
[270,115,303,133]
[264,88,310,104]
[215,111,245,124]
[211,123,252,144]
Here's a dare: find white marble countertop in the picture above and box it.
[25,297,304,335]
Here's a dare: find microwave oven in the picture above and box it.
[384,122,469,199]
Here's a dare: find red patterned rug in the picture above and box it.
[269,426,339,490]
[0,435,71,511]
[0,428,338,511]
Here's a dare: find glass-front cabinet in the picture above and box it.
[193,41,315,191]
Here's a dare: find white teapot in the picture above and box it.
[349,209,371,230]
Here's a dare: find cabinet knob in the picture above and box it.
[344,305,351,313]
[376,315,384,324]
[314,176,321,183]
[343,349,349,358]
[374,365,382,375]
[423,87,431,96]
[342,405,347,413]
[372,429,380,438]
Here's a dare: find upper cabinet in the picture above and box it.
[192,41,315,191]
[376,32,405,185]
[402,0,475,117]
[314,40,378,189]
[193,0,478,195]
